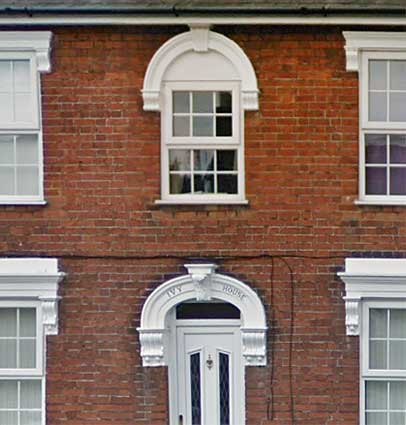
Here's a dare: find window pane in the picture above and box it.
[370,340,387,369]
[173,116,190,137]
[16,135,38,165]
[219,353,230,425]
[193,116,213,137]
[0,61,12,91]
[216,92,232,113]
[366,412,387,425]
[0,381,18,408]
[0,308,17,337]
[194,150,214,171]
[169,150,190,171]
[216,116,232,137]
[366,167,387,195]
[370,309,387,338]
[194,175,214,193]
[390,309,406,338]
[369,60,387,90]
[190,353,201,425]
[389,341,406,369]
[14,93,32,122]
[218,175,238,194]
[0,135,14,164]
[16,166,39,196]
[390,135,406,164]
[366,381,387,409]
[390,60,406,90]
[390,93,406,121]
[13,61,31,93]
[170,174,191,194]
[390,412,406,425]
[20,381,41,409]
[0,411,17,425]
[365,134,387,164]
[0,339,17,368]
[0,167,15,196]
[173,92,189,113]
[218,151,237,171]
[20,340,36,369]
[193,92,213,113]
[369,92,387,121]
[21,411,42,425]
[390,381,406,410]
[20,308,36,338]
[0,93,13,122]
[390,168,406,195]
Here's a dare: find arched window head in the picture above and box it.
[142,26,259,205]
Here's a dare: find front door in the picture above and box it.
[174,321,244,425]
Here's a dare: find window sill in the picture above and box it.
[155,199,249,206]
[0,200,47,206]
[355,199,406,206]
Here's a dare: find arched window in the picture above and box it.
[142,26,259,205]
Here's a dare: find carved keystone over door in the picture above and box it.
[138,264,267,367]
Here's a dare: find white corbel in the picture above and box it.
[185,263,217,301]
[241,328,267,366]
[139,329,165,366]
[343,298,360,336]
[39,296,61,336]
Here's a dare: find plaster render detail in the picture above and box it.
[0,31,53,72]
[142,26,259,111]
[0,258,64,335]
[338,258,406,336]
[138,263,267,367]
[343,32,406,72]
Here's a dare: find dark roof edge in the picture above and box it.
[1,6,406,17]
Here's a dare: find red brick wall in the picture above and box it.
[1,25,404,424]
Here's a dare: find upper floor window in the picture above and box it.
[344,32,406,205]
[142,26,259,205]
[0,32,52,205]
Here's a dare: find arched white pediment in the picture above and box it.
[138,264,267,367]
[142,26,259,111]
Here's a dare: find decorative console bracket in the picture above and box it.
[0,258,65,336]
[138,263,267,367]
[338,258,406,336]
[184,263,217,301]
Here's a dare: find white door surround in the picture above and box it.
[137,263,267,368]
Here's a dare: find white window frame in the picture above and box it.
[338,258,406,425]
[343,32,406,205]
[360,300,406,425]
[142,26,259,205]
[0,258,64,425]
[0,31,52,206]
[161,81,245,204]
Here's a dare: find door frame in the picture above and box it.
[167,312,245,425]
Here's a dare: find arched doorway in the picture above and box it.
[138,264,267,425]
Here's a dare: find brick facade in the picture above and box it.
[1,25,404,424]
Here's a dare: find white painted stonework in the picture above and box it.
[343,32,406,72]
[338,258,406,336]
[0,31,53,72]
[142,25,259,111]
[138,263,267,366]
[0,258,65,335]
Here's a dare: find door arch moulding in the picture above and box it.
[138,263,267,367]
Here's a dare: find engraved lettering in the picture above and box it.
[222,284,246,301]
[167,285,182,298]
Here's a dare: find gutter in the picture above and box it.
[0,6,406,26]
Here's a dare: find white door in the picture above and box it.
[175,321,244,425]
